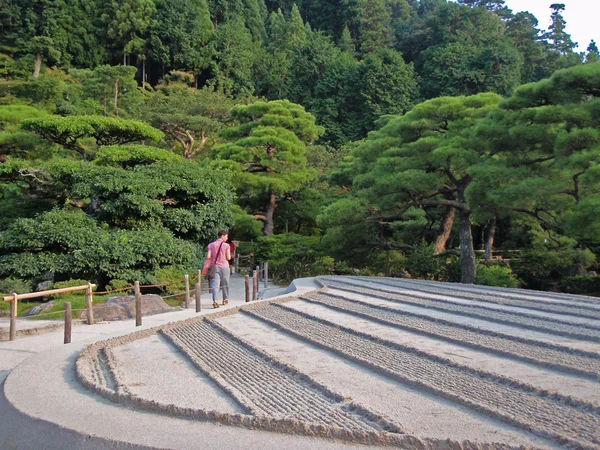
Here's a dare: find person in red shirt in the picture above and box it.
[206,230,231,308]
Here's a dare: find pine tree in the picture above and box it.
[339,25,356,54]
[585,40,599,64]
[544,3,576,55]
[357,0,393,55]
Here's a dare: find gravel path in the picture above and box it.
[244,302,600,449]
[363,278,600,320]
[319,278,600,342]
[301,291,600,379]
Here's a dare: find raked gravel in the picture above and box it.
[319,278,600,341]
[244,302,600,449]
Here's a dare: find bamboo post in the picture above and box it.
[9,293,17,341]
[134,281,142,327]
[263,262,268,289]
[184,274,190,309]
[196,270,202,313]
[64,302,72,344]
[252,270,258,301]
[245,275,250,302]
[85,283,94,325]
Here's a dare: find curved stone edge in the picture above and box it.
[74,295,531,450]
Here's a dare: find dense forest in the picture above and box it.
[0,0,599,295]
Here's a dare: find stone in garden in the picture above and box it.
[82,294,173,322]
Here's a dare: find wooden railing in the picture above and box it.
[3,283,96,342]
[2,264,270,342]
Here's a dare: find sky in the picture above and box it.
[503,0,599,52]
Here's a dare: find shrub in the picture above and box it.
[0,277,31,295]
[476,264,520,288]
[256,234,329,281]
[50,279,91,298]
[512,247,596,289]
[147,267,187,295]
[559,276,600,295]
[105,279,133,294]
[406,243,444,280]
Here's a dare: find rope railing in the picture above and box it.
[2,261,270,343]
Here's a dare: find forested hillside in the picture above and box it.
[0,0,599,294]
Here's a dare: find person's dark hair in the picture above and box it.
[218,229,229,237]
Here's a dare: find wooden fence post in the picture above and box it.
[134,281,142,327]
[64,302,72,344]
[263,262,268,289]
[245,275,250,302]
[86,283,94,325]
[234,253,239,273]
[184,274,190,309]
[256,265,260,282]
[252,270,258,301]
[9,293,17,341]
[196,270,202,313]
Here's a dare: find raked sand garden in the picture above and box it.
[68,276,600,449]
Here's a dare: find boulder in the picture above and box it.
[27,301,56,316]
[36,281,53,292]
[81,294,173,322]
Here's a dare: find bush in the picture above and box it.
[512,247,596,289]
[559,276,600,295]
[147,267,187,295]
[50,279,91,298]
[476,264,520,288]
[0,277,31,295]
[105,279,133,294]
[406,243,444,280]
[256,234,330,281]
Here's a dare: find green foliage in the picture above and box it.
[0,277,31,295]
[50,278,90,298]
[147,266,187,295]
[559,275,600,295]
[475,264,519,288]
[141,86,236,158]
[21,115,164,157]
[512,247,596,289]
[256,233,330,281]
[51,279,90,290]
[214,100,322,235]
[406,243,444,280]
[106,279,133,293]
[0,104,55,159]
[94,145,182,167]
[0,208,200,283]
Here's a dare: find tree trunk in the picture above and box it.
[484,216,497,261]
[264,192,277,236]
[459,207,477,284]
[33,52,42,78]
[434,207,455,254]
